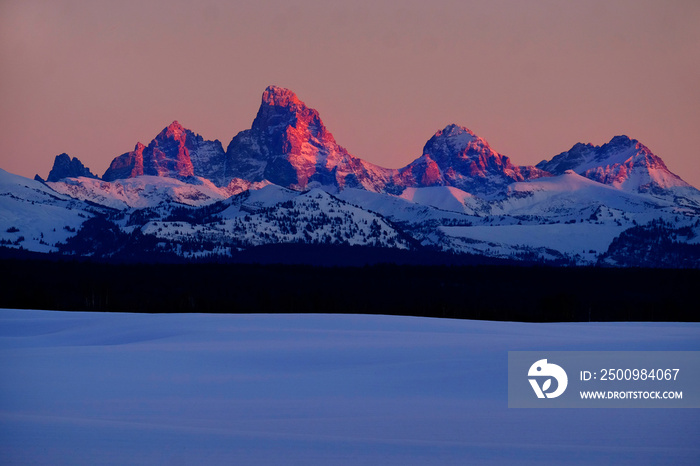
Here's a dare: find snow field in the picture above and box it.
[1,310,698,465]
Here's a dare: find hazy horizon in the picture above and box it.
[1,0,699,187]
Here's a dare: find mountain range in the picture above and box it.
[2,85,699,267]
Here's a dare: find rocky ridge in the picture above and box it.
[44,86,697,204]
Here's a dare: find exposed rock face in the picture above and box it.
[537,135,691,194]
[397,125,548,197]
[102,143,146,181]
[103,122,225,183]
[224,86,395,192]
[187,135,226,186]
[143,122,195,178]
[47,153,98,182]
[87,87,695,202]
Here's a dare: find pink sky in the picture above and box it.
[1,0,699,187]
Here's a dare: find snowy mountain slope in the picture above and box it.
[397,185,491,215]
[494,171,674,217]
[1,168,73,204]
[338,171,698,264]
[218,183,301,215]
[47,175,265,210]
[4,160,700,266]
[337,188,478,223]
[338,187,576,262]
[599,218,700,268]
[440,223,629,263]
[0,169,97,252]
[4,85,700,266]
[137,188,410,257]
[418,171,699,263]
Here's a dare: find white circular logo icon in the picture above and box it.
[528,359,568,399]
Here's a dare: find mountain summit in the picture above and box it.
[47,85,695,202]
[536,135,690,196]
[252,85,326,134]
[224,85,395,192]
[397,124,548,197]
[103,121,225,183]
[6,85,700,267]
[47,153,98,182]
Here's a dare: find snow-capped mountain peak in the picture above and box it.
[427,124,479,154]
[7,85,699,267]
[537,135,692,196]
[396,124,548,197]
[161,120,186,139]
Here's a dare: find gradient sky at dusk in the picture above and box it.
[1,0,699,187]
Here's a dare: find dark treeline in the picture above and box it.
[1,255,697,322]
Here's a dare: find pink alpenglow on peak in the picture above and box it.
[103,122,226,184]
[103,121,193,181]
[261,85,305,109]
[147,121,194,178]
[161,120,187,140]
[225,86,395,192]
[67,86,697,200]
[397,124,549,197]
[250,85,336,146]
[102,142,146,181]
[536,135,691,195]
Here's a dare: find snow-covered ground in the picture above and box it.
[1,310,698,465]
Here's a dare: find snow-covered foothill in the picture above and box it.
[0,169,94,252]
[398,185,487,215]
[48,176,236,210]
[142,188,410,253]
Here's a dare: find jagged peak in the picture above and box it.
[422,124,488,158]
[568,135,638,154]
[428,124,486,148]
[54,152,71,163]
[434,124,477,139]
[252,86,314,132]
[249,85,332,146]
[47,153,97,182]
[535,132,690,192]
[570,141,594,151]
[599,135,649,156]
[261,85,304,108]
[608,134,634,145]
[543,136,640,167]
[156,120,187,140]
